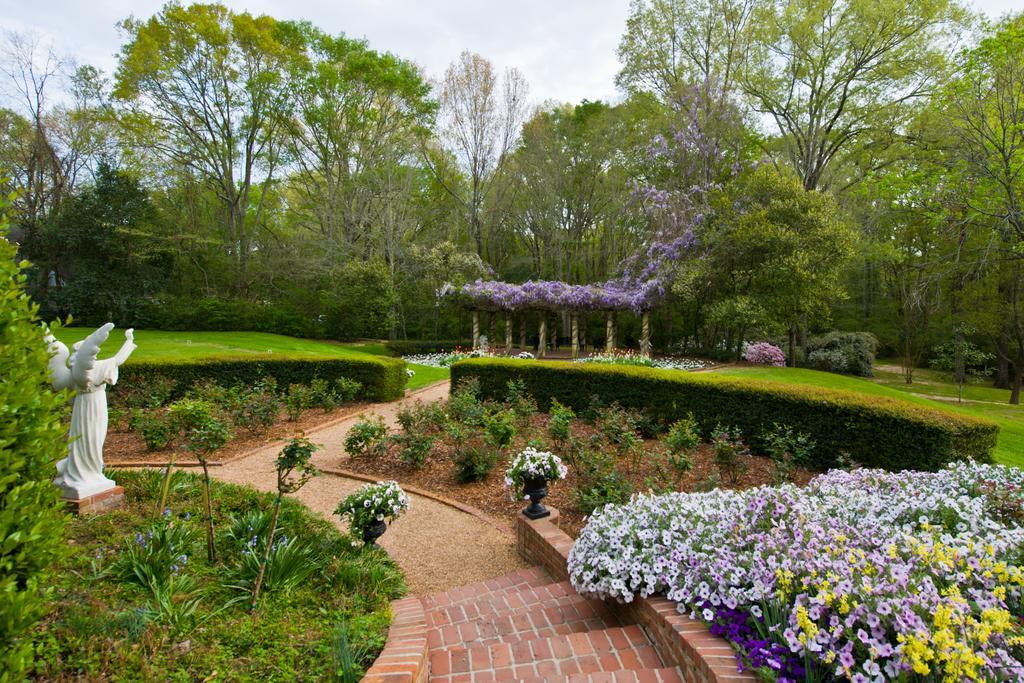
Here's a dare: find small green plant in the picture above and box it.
[446,378,486,426]
[392,432,434,468]
[664,416,700,476]
[345,416,389,458]
[332,377,362,404]
[231,377,281,434]
[483,409,517,452]
[250,436,320,609]
[763,423,814,484]
[170,399,231,562]
[505,379,538,421]
[286,383,315,420]
[333,620,362,683]
[137,409,177,450]
[711,424,750,485]
[453,444,497,483]
[547,399,576,450]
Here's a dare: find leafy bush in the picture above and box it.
[743,341,786,366]
[344,417,389,459]
[392,432,434,468]
[504,379,538,420]
[0,207,69,679]
[137,410,176,450]
[483,409,517,451]
[230,377,281,434]
[571,449,634,515]
[805,331,878,377]
[763,423,815,484]
[451,358,998,471]
[453,443,497,483]
[711,425,751,484]
[664,416,700,474]
[113,355,406,405]
[547,399,576,449]
[285,383,315,420]
[391,402,437,468]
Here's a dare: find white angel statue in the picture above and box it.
[44,323,137,499]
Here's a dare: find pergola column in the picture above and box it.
[537,317,548,358]
[472,310,480,349]
[505,314,513,355]
[519,317,527,350]
[640,311,651,356]
[489,313,497,350]
[571,313,579,359]
[605,311,614,352]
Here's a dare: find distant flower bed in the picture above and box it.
[575,350,708,371]
[568,463,1024,681]
[402,348,494,368]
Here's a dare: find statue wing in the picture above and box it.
[71,323,114,389]
[44,329,73,390]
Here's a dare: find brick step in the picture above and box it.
[426,578,583,632]
[421,566,553,611]
[427,591,622,651]
[429,625,664,682]
[525,667,685,683]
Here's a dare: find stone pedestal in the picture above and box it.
[64,486,125,515]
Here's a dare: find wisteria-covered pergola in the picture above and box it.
[442,278,665,358]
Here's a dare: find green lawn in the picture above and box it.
[711,365,1024,467]
[52,328,449,391]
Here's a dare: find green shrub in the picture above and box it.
[547,399,576,450]
[711,425,751,484]
[137,410,177,450]
[285,383,315,420]
[571,449,633,515]
[450,358,998,471]
[391,432,435,468]
[230,378,281,434]
[763,423,815,484]
[805,331,878,377]
[452,444,497,483]
[113,355,406,405]
[344,417,389,459]
[483,409,517,451]
[664,416,700,475]
[0,209,69,679]
[505,379,538,420]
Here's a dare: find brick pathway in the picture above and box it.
[413,567,684,682]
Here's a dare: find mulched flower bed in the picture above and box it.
[104,402,368,465]
[329,411,815,537]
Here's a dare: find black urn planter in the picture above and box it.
[522,476,551,519]
[362,519,387,545]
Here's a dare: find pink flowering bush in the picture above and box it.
[568,463,1024,681]
[744,341,786,367]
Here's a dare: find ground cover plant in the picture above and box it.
[36,468,403,681]
[336,379,816,535]
[568,462,1024,682]
[574,350,709,371]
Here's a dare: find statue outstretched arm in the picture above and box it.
[43,329,74,391]
[111,328,137,366]
[70,323,114,389]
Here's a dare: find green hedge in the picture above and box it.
[116,356,407,403]
[385,339,473,356]
[451,359,998,471]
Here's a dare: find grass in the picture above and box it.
[711,365,1024,467]
[37,469,404,681]
[53,328,449,391]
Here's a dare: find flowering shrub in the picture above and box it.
[504,447,568,500]
[575,350,707,371]
[568,462,1024,681]
[743,341,786,367]
[335,481,409,540]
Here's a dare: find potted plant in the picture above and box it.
[335,480,409,546]
[504,447,568,519]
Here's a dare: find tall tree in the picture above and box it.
[430,50,529,262]
[114,3,303,295]
[741,0,964,191]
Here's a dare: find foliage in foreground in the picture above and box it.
[0,207,69,680]
[569,462,1024,681]
[36,469,403,681]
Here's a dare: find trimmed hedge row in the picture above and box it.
[385,339,473,356]
[115,356,408,403]
[451,358,998,471]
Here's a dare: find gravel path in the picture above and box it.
[209,381,527,596]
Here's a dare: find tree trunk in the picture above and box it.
[471,310,480,349]
[505,314,513,356]
[640,312,651,356]
[605,312,614,352]
[1011,350,1023,406]
[201,462,216,563]
[571,314,579,360]
[537,317,547,358]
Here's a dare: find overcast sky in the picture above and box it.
[1,0,1020,107]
